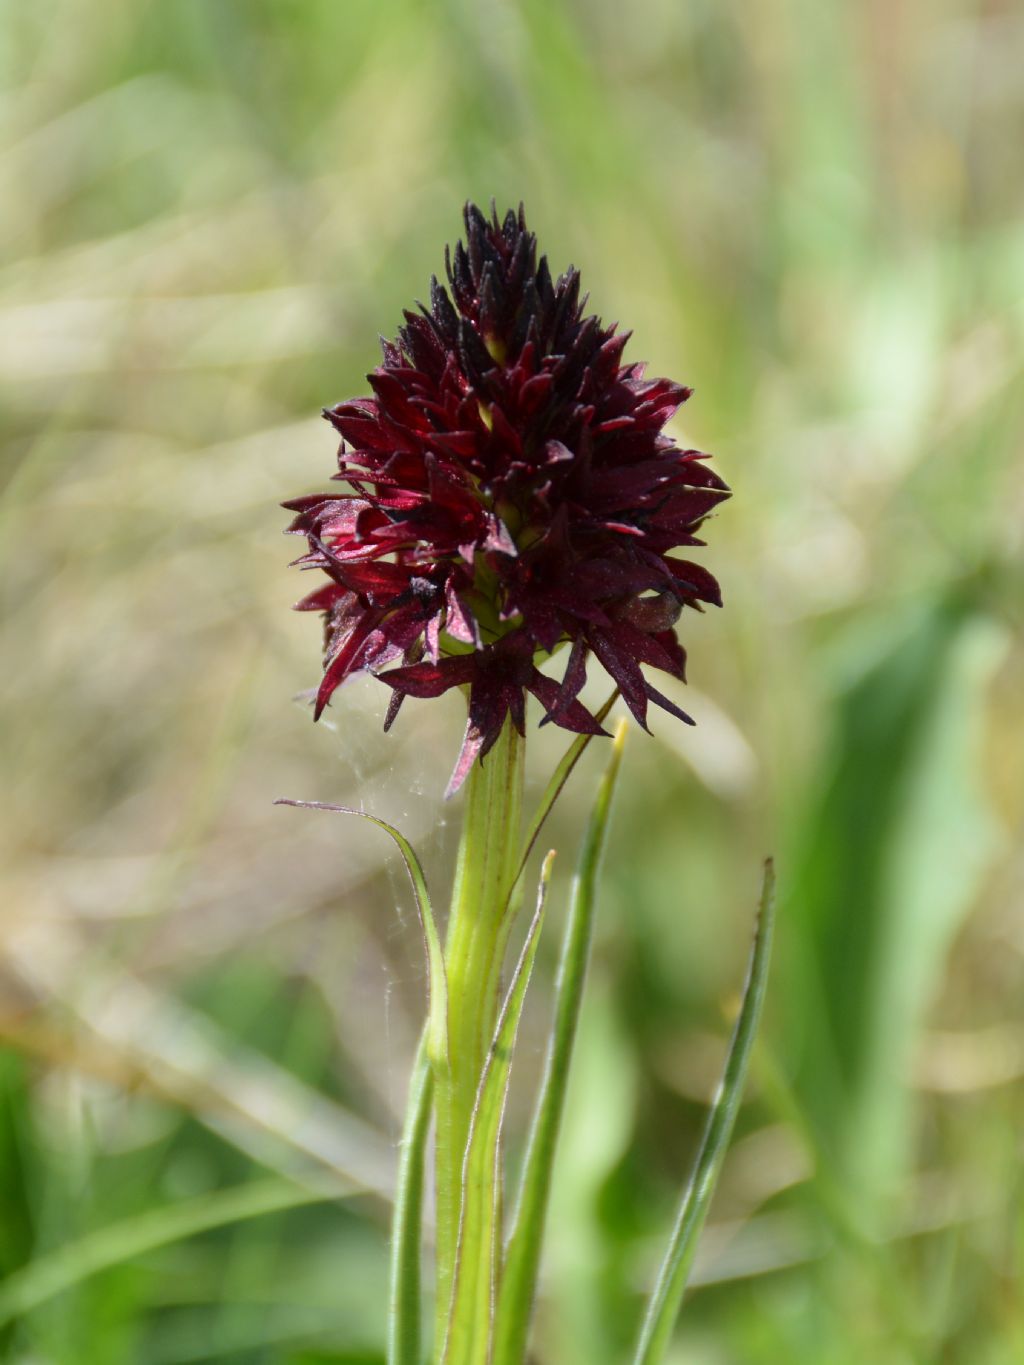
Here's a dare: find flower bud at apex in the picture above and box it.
[284,201,728,791]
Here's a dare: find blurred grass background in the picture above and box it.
[2,0,1023,1361]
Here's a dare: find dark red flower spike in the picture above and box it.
[285,202,729,793]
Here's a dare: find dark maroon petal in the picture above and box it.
[399,311,449,378]
[325,407,394,452]
[282,492,336,516]
[317,553,412,599]
[588,629,650,729]
[293,582,348,613]
[649,488,730,533]
[507,684,527,736]
[384,638,424,732]
[368,371,430,429]
[662,557,723,607]
[314,609,386,719]
[458,318,497,387]
[587,459,680,509]
[376,603,438,655]
[644,678,696,727]
[430,274,460,338]
[383,689,405,733]
[652,628,688,682]
[675,452,729,485]
[377,655,477,699]
[515,600,565,653]
[603,618,684,675]
[430,431,480,459]
[526,669,606,737]
[536,636,589,725]
[520,374,554,415]
[470,686,513,758]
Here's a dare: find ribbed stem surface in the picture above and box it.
[433,718,524,1356]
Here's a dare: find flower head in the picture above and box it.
[286,202,729,792]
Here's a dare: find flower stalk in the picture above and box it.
[433,716,525,1350]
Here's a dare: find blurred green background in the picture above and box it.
[2,1,1023,1361]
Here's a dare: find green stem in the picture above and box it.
[434,717,525,1355]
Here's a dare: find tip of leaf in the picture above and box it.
[609,717,629,771]
[759,857,777,917]
[539,848,557,885]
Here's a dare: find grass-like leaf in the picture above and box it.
[275,799,445,1365]
[0,1172,354,1327]
[515,689,618,886]
[387,1029,433,1365]
[631,858,777,1365]
[441,851,556,1365]
[491,719,628,1365]
[275,800,448,1068]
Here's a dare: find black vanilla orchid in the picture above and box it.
[285,202,729,792]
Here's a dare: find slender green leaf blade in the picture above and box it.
[515,689,618,887]
[0,1173,353,1328]
[785,601,1006,1220]
[492,720,627,1365]
[631,858,777,1365]
[387,1030,433,1365]
[277,802,445,1365]
[275,799,449,1068]
[441,852,556,1365]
